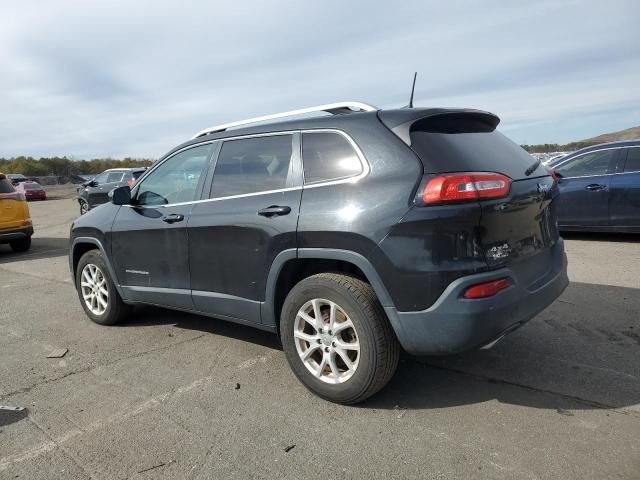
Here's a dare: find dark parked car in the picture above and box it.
[77,168,147,214]
[7,173,28,185]
[15,181,46,201]
[549,140,640,232]
[69,101,568,403]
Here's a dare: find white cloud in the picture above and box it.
[0,0,638,157]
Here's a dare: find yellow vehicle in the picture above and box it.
[0,172,33,252]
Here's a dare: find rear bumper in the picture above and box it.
[0,226,34,243]
[384,239,569,355]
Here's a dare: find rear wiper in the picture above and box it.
[525,158,541,176]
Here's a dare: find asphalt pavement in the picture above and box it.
[1,195,639,479]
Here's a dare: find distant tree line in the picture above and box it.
[520,141,599,153]
[0,156,155,176]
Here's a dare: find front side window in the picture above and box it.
[93,172,109,184]
[106,172,124,183]
[135,144,213,206]
[0,177,14,193]
[555,150,615,178]
[210,135,293,198]
[624,148,640,173]
[302,132,363,184]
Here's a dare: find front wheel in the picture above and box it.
[75,250,130,325]
[280,273,399,404]
[9,236,31,252]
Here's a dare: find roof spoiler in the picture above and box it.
[378,109,500,145]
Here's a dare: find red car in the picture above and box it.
[15,181,46,201]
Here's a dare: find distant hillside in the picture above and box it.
[579,126,640,144]
[522,126,640,153]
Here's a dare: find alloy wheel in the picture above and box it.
[80,263,109,315]
[293,298,360,384]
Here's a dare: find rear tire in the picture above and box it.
[75,250,130,325]
[9,236,31,252]
[280,273,399,404]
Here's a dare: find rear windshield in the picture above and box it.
[24,183,42,190]
[0,178,14,193]
[410,129,546,180]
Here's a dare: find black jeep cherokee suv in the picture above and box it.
[69,102,568,403]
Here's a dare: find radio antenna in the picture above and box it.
[405,72,417,108]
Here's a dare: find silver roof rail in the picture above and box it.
[191,101,377,139]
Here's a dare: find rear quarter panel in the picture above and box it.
[297,118,422,257]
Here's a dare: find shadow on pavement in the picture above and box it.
[561,231,640,243]
[0,237,69,263]
[115,281,640,413]
[0,408,28,427]
[125,305,282,351]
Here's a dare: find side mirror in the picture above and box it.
[109,185,131,205]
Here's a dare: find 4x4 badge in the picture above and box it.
[537,183,551,194]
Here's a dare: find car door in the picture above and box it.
[85,171,109,207]
[110,143,215,309]
[0,175,24,231]
[188,133,302,325]
[93,171,126,206]
[554,149,619,227]
[609,146,640,229]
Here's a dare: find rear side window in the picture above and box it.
[302,132,363,184]
[410,129,542,180]
[624,148,640,172]
[106,172,124,183]
[0,178,14,193]
[210,135,293,198]
[555,150,615,178]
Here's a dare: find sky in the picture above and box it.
[0,0,638,159]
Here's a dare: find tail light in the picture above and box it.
[418,172,511,205]
[463,278,511,299]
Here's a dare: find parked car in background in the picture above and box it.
[549,140,640,233]
[69,101,568,403]
[6,173,28,185]
[15,181,46,201]
[77,168,147,214]
[0,173,33,252]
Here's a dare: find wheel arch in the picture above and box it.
[70,237,127,299]
[263,248,394,328]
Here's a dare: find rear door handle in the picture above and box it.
[585,184,606,191]
[258,205,291,217]
[162,213,184,223]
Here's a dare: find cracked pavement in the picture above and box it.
[1,195,639,479]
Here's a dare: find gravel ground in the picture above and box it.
[0,198,638,479]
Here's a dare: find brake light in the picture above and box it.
[420,172,511,204]
[463,278,511,299]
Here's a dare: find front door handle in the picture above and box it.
[162,213,184,223]
[585,184,606,191]
[258,205,291,217]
